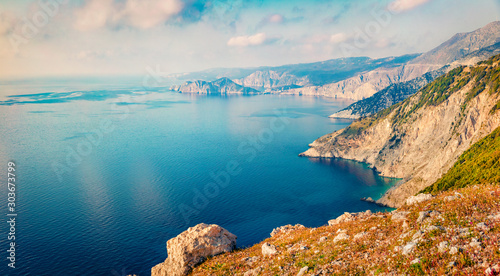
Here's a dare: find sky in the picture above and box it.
[0,0,499,78]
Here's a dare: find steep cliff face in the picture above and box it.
[330,67,449,118]
[301,55,500,207]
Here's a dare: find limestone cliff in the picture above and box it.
[301,55,500,207]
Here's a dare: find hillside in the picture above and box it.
[330,67,448,119]
[410,21,500,65]
[161,184,500,275]
[422,126,500,194]
[301,54,500,208]
[171,77,259,94]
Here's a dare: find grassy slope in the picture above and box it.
[340,53,500,139]
[190,185,500,275]
[422,127,500,194]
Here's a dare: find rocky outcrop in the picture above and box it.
[151,223,237,276]
[328,210,372,225]
[301,56,500,207]
[233,70,309,90]
[171,78,259,94]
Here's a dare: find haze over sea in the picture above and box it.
[0,79,397,275]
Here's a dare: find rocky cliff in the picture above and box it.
[301,54,500,207]
[329,68,448,119]
[171,77,259,94]
[151,223,237,276]
[233,70,309,90]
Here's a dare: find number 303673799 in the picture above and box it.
[7,162,16,211]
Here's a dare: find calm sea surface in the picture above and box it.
[0,81,397,275]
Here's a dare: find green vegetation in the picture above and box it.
[421,126,500,194]
[340,54,500,139]
[191,185,500,275]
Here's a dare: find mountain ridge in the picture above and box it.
[300,54,500,208]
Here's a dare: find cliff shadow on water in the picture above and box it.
[305,157,401,201]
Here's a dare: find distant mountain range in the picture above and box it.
[170,21,500,110]
[330,22,500,119]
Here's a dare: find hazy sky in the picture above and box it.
[0,0,499,78]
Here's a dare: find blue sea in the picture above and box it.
[0,79,397,275]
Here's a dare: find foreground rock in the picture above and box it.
[151,223,237,276]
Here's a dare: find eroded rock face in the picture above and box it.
[301,63,500,208]
[151,223,237,276]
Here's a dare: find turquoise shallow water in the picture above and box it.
[0,84,397,275]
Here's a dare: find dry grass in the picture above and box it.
[190,184,500,275]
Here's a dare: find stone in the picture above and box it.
[328,210,372,225]
[262,242,278,256]
[391,211,410,221]
[319,236,328,242]
[469,238,482,248]
[425,225,446,232]
[476,222,490,231]
[485,264,500,276]
[271,224,305,237]
[241,256,259,265]
[411,258,421,264]
[333,233,349,242]
[151,223,237,276]
[244,266,263,276]
[406,193,433,205]
[297,266,309,276]
[437,241,449,253]
[353,232,367,240]
[416,211,431,223]
[449,246,461,255]
[402,242,417,255]
[487,213,500,220]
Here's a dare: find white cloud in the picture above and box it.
[0,12,16,35]
[74,0,116,31]
[388,0,433,13]
[123,0,184,29]
[329,33,348,44]
[74,0,184,31]
[227,33,267,47]
[267,14,284,24]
